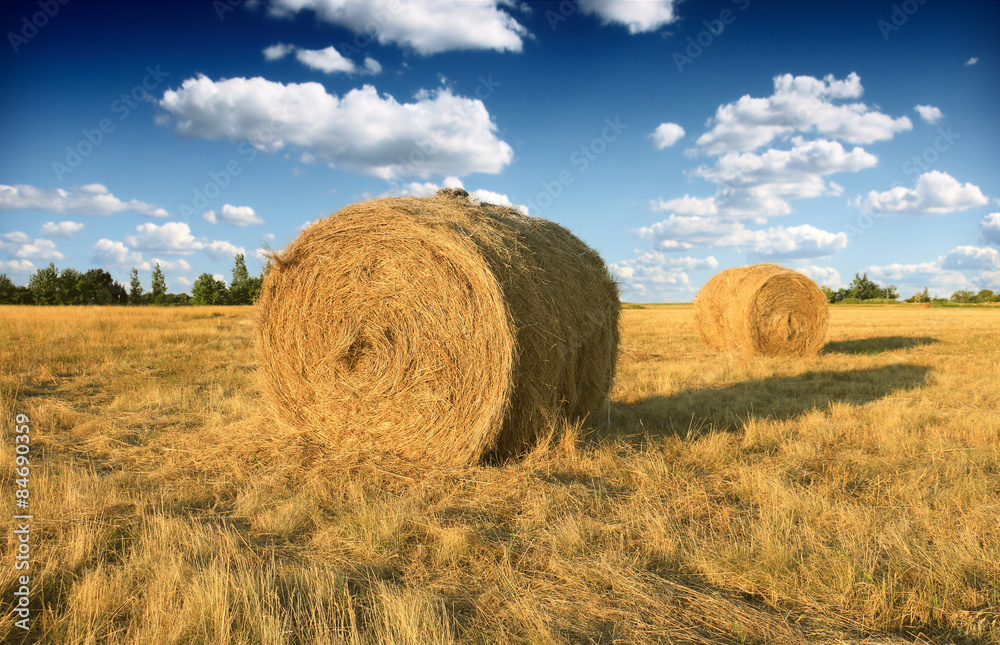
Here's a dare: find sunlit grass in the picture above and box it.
[1,304,998,643]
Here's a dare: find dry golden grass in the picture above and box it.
[1,304,998,644]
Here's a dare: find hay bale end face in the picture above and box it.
[255,191,620,466]
[693,263,829,357]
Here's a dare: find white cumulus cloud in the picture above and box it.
[126,222,202,255]
[795,265,842,288]
[866,244,1000,297]
[393,176,464,197]
[469,189,528,215]
[266,0,528,55]
[695,73,912,155]
[123,221,246,261]
[297,46,362,74]
[610,251,715,302]
[263,43,293,60]
[965,57,979,66]
[0,184,167,217]
[857,171,988,215]
[691,137,878,217]
[150,257,192,273]
[651,195,717,216]
[1,232,64,261]
[638,215,847,260]
[0,259,35,274]
[649,122,685,149]
[158,75,513,180]
[203,240,247,261]
[40,221,84,238]
[92,239,146,269]
[202,204,264,226]
[265,43,382,76]
[980,213,1000,245]
[578,0,678,34]
[914,105,943,124]
[939,246,1000,271]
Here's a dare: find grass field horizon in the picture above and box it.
[2,304,998,644]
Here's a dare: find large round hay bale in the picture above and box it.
[693,263,828,356]
[255,189,620,466]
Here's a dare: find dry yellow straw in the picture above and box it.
[255,189,620,466]
[693,263,829,356]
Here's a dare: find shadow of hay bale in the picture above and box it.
[592,364,930,446]
[822,336,940,355]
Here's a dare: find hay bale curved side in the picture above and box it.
[693,263,829,356]
[255,191,620,465]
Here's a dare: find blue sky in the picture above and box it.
[1,0,997,301]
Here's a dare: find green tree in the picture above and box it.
[59,268,85,305]
[228,254,252,305]
[190,273,228,305]
[247,274,263,303]
[79,268,117,304]
[29,263,61,305]
[829,288,849,303]
[0,274,29,304]
[162,292,190,305]
[0,274,16,304]
[976,289,994,304]
[129,267,144,304]
[951,289,976,303]
[108,280,127,304]
[215,278,229,305]
[150,263,167,304]
[847,272,882,300]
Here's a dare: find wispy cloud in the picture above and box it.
[855,171,988,215]
[0,184,167,217]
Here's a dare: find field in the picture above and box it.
[1,304,998,644]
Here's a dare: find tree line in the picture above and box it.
[3,264,995,306]
[821,272,998,304]
[0,254,263,306]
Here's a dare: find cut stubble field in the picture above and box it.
[1,304,998,644]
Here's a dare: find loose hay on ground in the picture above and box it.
[693,263,829,357]
[255,189,620,466]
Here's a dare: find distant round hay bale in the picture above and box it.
[255,190,620,466]
[693,263,829,356]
